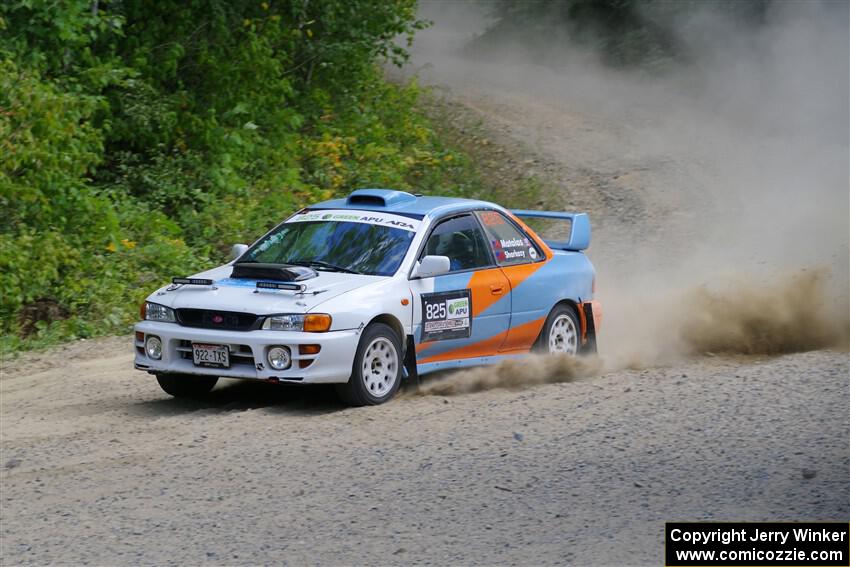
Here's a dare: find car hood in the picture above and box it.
[149,264,386,314]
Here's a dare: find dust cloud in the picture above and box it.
[402,0,849,387]
[679,269,849,356]
[411,354,600,397]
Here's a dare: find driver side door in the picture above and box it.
[409,213,511,367]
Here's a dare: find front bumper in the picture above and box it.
[134,321,359,384]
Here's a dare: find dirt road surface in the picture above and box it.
[2,338,847,565]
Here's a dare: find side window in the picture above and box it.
[422,214,493,273]
[477,211,541,266]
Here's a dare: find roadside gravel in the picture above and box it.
[1,338,847,565]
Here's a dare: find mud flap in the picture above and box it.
[403,335,420,391]
[582,302,598,355]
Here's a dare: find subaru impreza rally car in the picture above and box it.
[135,189,601,405]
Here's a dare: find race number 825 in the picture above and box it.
[425,302,446,320]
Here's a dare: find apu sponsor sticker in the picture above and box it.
[446,297,470,319]
[287,209,421,232]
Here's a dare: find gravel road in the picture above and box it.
[1,338,847,565]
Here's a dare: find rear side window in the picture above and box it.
[476,211,541,266]
[422,214,493,273]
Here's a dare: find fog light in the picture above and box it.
[145,336,162,360]
[267,346,291,370]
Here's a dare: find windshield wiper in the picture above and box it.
[287,260,362,275]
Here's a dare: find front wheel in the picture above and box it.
[536,304,581,356]
[156,373,218,398]
[335,323,402,406]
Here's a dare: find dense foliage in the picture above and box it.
[1,0,479,351]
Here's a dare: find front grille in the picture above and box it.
[176,309,261,331]
[177,340,255,367]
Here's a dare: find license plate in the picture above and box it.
[192,343,230,368]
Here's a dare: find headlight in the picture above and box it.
[144,302,176,323]
[145,336,162,359]
[262,313,332,332]
[267,346,291,370]
[262,314,303,331]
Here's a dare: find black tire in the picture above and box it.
[535,303,582,356]
[335,323,403,406]
[156,373,218,398]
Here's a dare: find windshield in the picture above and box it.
[242,219,415,276]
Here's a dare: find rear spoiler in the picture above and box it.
[511,210,591,251]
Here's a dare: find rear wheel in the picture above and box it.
[536,304,581,356]
[156,373,218,398]
[335,323,402,406]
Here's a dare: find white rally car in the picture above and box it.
[135,189,600,405]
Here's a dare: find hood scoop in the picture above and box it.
[231,263,318,282]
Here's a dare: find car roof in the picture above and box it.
[310,188,500,220]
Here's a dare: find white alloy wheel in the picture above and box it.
[361,337,399,397]
[548,313,578,355]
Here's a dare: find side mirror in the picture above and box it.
[231,243,249,260]
[413,255,451,278]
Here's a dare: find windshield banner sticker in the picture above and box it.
[287,209,421,232]
[421,289,472,342]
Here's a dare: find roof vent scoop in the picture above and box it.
[346,189,417,208]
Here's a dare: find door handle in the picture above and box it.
[490,284,505,295]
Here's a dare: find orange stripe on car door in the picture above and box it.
[416,341,436,354]
[499,316,547,352]
[418,329,510,364]
[499,260,547,293]
[497,259,548,349]
[496,216,553,351]
[418,316,545,364]
[468,267,510,318]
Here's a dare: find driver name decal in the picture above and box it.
[492,237,527,261]
[421,290,472,342]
